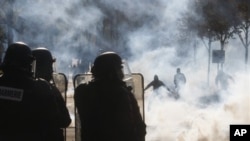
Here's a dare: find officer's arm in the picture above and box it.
[35,79,58,125]
[52,86,72,128]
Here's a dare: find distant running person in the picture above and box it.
[174,68,186,93]
[144,74,169,91]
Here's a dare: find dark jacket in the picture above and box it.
[0,70,57,141]
[47,84,72,141]
[74,79,146,141]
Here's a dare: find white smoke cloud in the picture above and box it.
[122,0,250,140]
[6,0,250,140]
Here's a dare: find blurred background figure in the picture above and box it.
[174,68,186,94]
[215,70,234,91]
[32,47,71,141]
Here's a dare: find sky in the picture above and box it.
[3,0,250,140]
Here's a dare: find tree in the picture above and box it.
[202,0,237,69]
[233,0,250,70]
[182,0,217,85]
[183,0,240,84]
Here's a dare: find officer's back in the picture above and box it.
[0,42,57,141]
[75,52,146,141]
[32,47,72,141]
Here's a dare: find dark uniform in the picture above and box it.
[48,84,71,141]
[0,42,57,141]
[32,47,72,141]
[74,52,146,141]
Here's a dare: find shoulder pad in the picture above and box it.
[34,78,52,90]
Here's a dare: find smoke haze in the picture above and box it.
[2,0,250,140]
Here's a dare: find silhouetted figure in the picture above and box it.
[174,68,186,92]
[32,47,72,141]
[74,51,146,141]
[0,42,57,141]
[215,70,234,90]
[144,74,168,91]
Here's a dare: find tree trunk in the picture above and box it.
[245,27,249,71]
[245,46,248,71]
[220,40,225,70]
[207,38,212,86]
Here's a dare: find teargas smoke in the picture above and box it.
[3,0,250,141]
[129,47,250,141]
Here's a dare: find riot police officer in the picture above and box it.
[32,47,71,141]
[0,42,57,141]
[74,51,146,141]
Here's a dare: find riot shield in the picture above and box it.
[125,73,145,120]
[53,73,68,100]
[72,73,92,141]
[52,73,73,141]
[73,73,145,141]
[73,73,93,88]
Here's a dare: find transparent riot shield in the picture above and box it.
[52,73,72,141]
[72,73,92,141]
[73,73,93,89]
[53,73,68,100]
[125,73,145,120]
[73,73,145,141]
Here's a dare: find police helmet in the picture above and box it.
[91,51,123,78]
[32,47,55,80]
[2,42,34,69]
[32,47,55,66]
